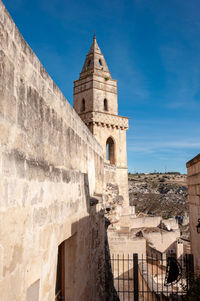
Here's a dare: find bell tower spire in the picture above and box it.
[80,35,110,79]
[74,35,118,115]
[73,37,129,211]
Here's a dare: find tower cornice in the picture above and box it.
[79,111,129,131]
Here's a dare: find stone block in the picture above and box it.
[50,166,62,183]
[0,2,5,24]
[13,133,27,159]
[1,178,8,207]
[9,40,17,62]
[2,152,15,176]
[36,160,50,182]
[188,185,196,195]
[0,121,9,145]
[27,86,39,112]
[0,89,16,124]
[26,87,44,152]
[38,97,45,122]
[62,169,71,183]
[33,207,48,226]
[17,99,27,130]
[18,52,26,73]
[14,26,27,54]
[24,43,34,65]
[4,8,14,36]
[22,182,29,206]
[0,50,14,92]
[17,77,26,101]
[14,150,26,179]
[40,65,49,81]
[26,158,38,181]
[0,21,8,50]
[3,243,22,276]
[16,77,27,129]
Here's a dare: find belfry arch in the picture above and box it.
[104,98,108,111]
[106,137,115,165]
[81,98,85,112]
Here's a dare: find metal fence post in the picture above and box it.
[133,253,139,301]
[186,253,194,292]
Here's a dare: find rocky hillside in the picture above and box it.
[129,173,188,218]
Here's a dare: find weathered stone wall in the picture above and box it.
[78,112,129,210]
[104,163,117,185]
[142,229,180,254]
[108,229,146,258]
[93,121,129,210]
[0,1,105,300]
[186,153,200,275]
[119,215,162,229]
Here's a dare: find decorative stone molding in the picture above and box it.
[80,111,129,130]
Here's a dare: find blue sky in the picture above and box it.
[3,0,200,173]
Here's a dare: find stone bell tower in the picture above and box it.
[73,35,130,211]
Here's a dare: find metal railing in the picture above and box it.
[111,253,194,301]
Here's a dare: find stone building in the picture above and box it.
[0,1,107,300]
[186,153,200,275]
[0,0,130,300]
[74,35,129,211]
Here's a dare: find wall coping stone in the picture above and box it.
[186,153,200,168]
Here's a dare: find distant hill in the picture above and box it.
[128,173,188,218]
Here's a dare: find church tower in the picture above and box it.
[73,35,129,210]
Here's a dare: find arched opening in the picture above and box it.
[106,137,115,164]
[81,98,85,112]
[104,98,108,111]
[99,59,103,66]
[87,59,91,67]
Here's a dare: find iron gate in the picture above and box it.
[111,253,194,301]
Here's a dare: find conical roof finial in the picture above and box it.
[80,34,111,77]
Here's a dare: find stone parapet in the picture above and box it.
[80,111,129,130]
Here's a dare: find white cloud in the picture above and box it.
[128,139,200,154]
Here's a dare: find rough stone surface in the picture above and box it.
[105,218,120,301]
[0,1,106,300]
[186,153,200,275]
[103,182,123,224]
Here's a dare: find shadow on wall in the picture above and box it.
[105,217,120,301]
[54,173,119,301]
